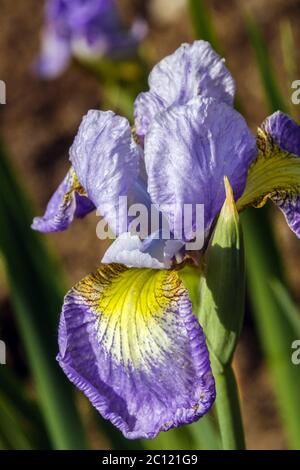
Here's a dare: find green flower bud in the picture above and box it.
[199,176,245,368]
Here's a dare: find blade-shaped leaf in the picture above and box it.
[0,141,88,449]
[244,12,287,112]
[242,208,300,449]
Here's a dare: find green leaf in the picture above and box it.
[0,142,87,449]
[0,367,51,449]
[244,12,287,112]
[242,208,300,449]
[269,279,300,338]
[188,0,219,51]
[241,10,300,449]
[0,392,33,449]
[143,427,195,450]
[188,414,221,450]
[280,20,297,89]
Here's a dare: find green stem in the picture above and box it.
[213,362,245,450]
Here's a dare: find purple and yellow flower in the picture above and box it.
[33,41,300,439]
[237,111,300,236]
[35,0,147,78]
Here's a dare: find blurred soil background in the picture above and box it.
[0,0,300,449]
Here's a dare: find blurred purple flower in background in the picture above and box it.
[35,0,147,78]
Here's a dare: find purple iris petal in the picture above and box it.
[32,168,94,232]
[35,0,146,78]
[144,97,257,239]
[263,111,300,237]
[101,232,168,269]
[134,92,165,144]
[75,192,95,217]
[101,231,183,269]
[134,41,235,137]
[70,109,147,235]
[57,263,215,439]
[264,111,300,156]
[275,194,300,236]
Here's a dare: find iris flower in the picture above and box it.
[35,0,146,78]
[33,41,300,439]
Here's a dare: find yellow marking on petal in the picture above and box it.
[131,126,141,146]
[62,167,87,206]
[74,264,187,370]
[237,127,300,211]
[223,176,238,221]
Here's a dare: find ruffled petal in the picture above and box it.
[58,263,215,439]
[101,232,167,269]
[237,112,300,237]
[264,111,300,154]
[144,97,257,239]
[101,231,184,269]
[134,40,235,137]
[134,92,165,142]
[32,167,94,232]
[70,110,143,235]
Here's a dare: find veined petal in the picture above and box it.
[101,232,167,269]
[58,263,215,439]
[237,112,300,237]
[70,110,143,235]
[134,40,235,137]
[145,98,257,239]
[32,167,94,232]
[101,232,184,269]
[264,111,300,155]
[134,92,165,141]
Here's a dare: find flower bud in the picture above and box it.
[199,176,245,367]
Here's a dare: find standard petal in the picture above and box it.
[34,27,71,79]
[237,112,300,237]
[57,263,215,439]
[145,97,257,240]
[32,167,94,232]
[134,92,165,141]
[70,110,144,235]
[134,40,235,137]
